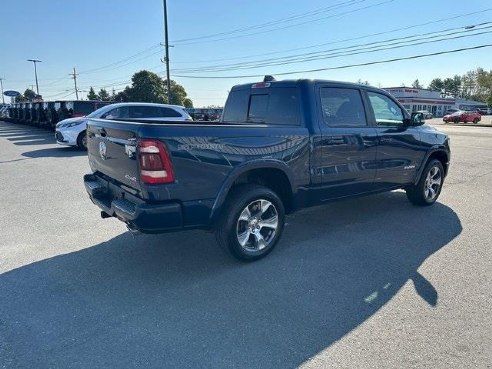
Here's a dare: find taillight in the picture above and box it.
[138,139,175,184]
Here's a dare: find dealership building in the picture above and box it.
[383,87,487,117]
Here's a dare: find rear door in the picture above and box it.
[315,85,378,199]
[87,120,141,191]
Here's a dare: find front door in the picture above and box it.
[365,90,426,188]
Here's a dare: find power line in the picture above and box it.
[172,24,492,73]
[172,0,396,46]
[172,8,492,65]
[171,44,492,79]
[172,0,367,43]
[78,44,161,74]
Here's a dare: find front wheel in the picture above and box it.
[473,118,479,124]
[215,184,285,261]
[77,130,87,150]
[406,159,444,206]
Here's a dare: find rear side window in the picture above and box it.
[222,89,250,122]
[223,87,299,125]
[158,107,182,118]
[130,106,161,118]
[320,87,367,127]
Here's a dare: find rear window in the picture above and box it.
[222,87,300,125]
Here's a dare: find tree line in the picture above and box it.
[411,67,492,106]
[15,70,194,108]
[87,70,193,107]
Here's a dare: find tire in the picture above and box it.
[406,159,444,206]
[473,118,479,124]
[215,184,285,261]
[77,130,88,150]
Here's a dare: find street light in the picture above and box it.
[27,59,42,96]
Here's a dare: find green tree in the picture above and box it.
[87,87,98,100]
[411,79,423,89]
[24,89,37,101]
[428,78,444,92]
[98,88,111,101]
[15,94,27,103]
[183,98,193,108]
[126,70,166,103]
[117,70,193,106]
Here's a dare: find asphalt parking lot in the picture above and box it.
[0,120,491,368]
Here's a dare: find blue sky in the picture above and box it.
[1,0,491,106]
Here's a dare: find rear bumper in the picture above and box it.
[84,174,183,233]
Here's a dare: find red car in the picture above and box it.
[443,110,481,124]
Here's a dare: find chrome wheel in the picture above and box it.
[236,199,279,252]
[424,166,442,201]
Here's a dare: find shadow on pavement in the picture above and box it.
[21,146,87,158]
[0,192,462,368]
[0,122,54,146]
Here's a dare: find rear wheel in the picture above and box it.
[77,130,87,150]
[215,184,285,261]
[406,159,444,206]
[473,117,479,124]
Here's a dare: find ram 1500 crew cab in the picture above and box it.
[84,77,450,261]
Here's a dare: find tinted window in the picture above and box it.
[158,107,182,118]
[320,87,367,127]
[130,106,160,118]
[248,94,269,122]
[103,106,129,119]
[75,102,97,115]
[367,92,404,126]
[247,88,299,125]
[222,89,250,122]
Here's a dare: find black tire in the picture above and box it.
[406,159,444,206]
[77,130,87,150]
[215,184,285,261]
[473,117,479,124]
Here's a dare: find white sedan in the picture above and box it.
[55,102,192,150]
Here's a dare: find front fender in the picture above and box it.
[413,146,450,185]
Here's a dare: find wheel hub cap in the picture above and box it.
[236,199,279,252]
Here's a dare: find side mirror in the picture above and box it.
[410,112,425,126]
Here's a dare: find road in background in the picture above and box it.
[0,121,490,368]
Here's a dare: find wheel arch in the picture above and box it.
[210,161,296,224]
[414,148,450,185]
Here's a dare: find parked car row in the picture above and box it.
[56,102,193,150]
[4,101,110,130]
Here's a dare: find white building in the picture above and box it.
[383,87,487,117]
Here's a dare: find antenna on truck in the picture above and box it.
[263,75,276,82]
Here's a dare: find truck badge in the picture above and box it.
[99,141,107,160]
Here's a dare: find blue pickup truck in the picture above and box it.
[84,77,450,261]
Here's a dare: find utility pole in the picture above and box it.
[69,67,79,100]
[27,59,41,96]
[163,0,171,104]
[0,78,4,104]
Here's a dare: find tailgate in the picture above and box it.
[87,119,141,190]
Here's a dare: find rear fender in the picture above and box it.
[209,160,296,224]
